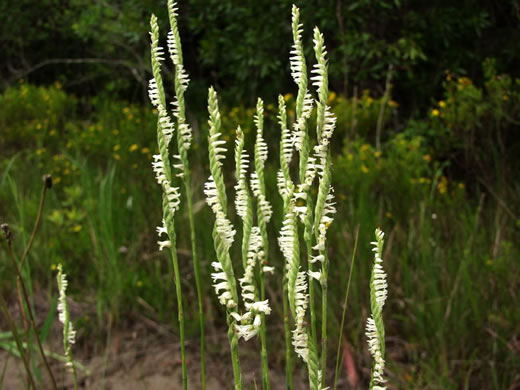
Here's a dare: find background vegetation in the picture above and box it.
[1,0,519,388]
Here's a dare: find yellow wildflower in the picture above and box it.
[423,154,431,162]
[113,144,120,151]
[361,165,369,174]
[71,225,82,233]
[129,144,139,152]
[141,147,151,154]
[458,77,472,85]
[283,93,293,102]
[327,91,336,104]
[374,151,382,158]
[437,176,448,194]
[438,101,446,108]
[113,153,121,161]
[431,109,440,117]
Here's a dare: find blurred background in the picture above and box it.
[1,0,519,388]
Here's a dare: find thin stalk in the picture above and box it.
[166,1,206,384]
[16,174,51,383]
[259,278,270,390]
[253,99,272,390]
[19,174,51,268]
[16,277,31,382]
[227,315,243,390]
[184,170,206,389]
[282,277,294,390]
[320,250,329,387]
[333,226,359,390]
[3,238,58,390]
[375,64,393,153]
[168,225,187,390]
[0,294,36,389]
[305,224,317,345]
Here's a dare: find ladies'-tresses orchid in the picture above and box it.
[56,264,79,389]
[366,228,388,389]
[205,97,273,322]
[148,10,193,388]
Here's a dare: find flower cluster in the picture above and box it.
[234,127,250,219]
[204,176,236,250]
[57,264,76,371]
[205,88,272,345]
[233,227,272,340]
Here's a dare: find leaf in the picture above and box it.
[39,295,57,344]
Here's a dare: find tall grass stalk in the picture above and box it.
[277,95,294,389]
[166,1,206,387]
[252,98,272,390]
[148,14,187,389]
[311,26,336,387]
[333,226,359,390]
[2,224,58,390]
[0,275,36,389]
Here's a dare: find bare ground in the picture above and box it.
[1,294,310,389]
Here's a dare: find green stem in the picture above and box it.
[320,250,329,388]
[259,276,270,390]
[0,293,36,389]
[4,240,58,390]
[20,174,51,268]
[282,277,294,390]
[184,171,206,389]
[168,227,187,390]
[69,351,79,390]
[333,226,359,390]
[227,315,243,390]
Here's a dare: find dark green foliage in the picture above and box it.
[2,0,518,113]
